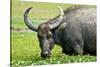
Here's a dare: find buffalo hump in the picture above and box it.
[56,6,96,55]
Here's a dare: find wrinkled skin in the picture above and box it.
[24,6,96,58]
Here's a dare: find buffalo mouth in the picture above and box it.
[41,51,51,58]
[41,54,51,58]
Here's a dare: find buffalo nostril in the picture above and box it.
[43,51,49,55]
[41,51,50,57]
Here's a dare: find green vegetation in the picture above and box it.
[11,1,73,29]
[11,32,96,66]
[11,1,96,66]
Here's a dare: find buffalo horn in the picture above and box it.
[24,7,37,32]
[49,6,64,29]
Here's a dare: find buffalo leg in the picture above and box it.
[72,41,84,55]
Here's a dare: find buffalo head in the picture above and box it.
[24,7,64,58]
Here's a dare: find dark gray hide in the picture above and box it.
[24,6,96,58]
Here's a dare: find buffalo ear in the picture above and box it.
[58,23,67,30]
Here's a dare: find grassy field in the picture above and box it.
[11,1,96,67]
[11,1,73,30]
[11,32,96,66]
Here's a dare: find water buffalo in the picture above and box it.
[24,5,96,58]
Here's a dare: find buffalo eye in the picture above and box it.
[47,32,52,39]
[47,34,52,39]
[38,33,43,38]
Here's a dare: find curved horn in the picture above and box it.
[24,7,37,32]
[49,6,64,29]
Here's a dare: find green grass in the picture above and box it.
[11,1,96,67]
[11,1,73,29]
[11,32,96,66]
[11,1,96,30]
